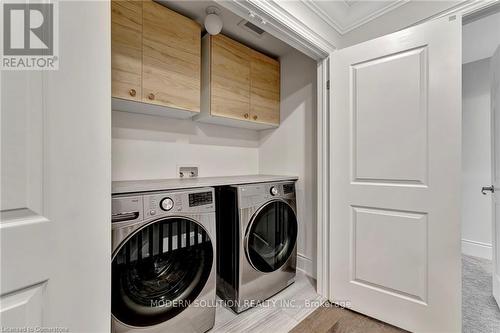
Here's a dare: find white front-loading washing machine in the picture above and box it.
[215,181,298,313]
[111,187,216,333]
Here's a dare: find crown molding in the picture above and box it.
[301,0,410,35]
[215,0,335,59]
[339,0,354,9]
[301,0,345,33]
[344,0,409,32]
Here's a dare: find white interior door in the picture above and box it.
[330,16,462,332]
[492,45,500,307]
[1,2,111,331]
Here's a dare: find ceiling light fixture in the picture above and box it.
[204,6,222,35]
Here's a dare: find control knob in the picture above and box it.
[160,197,174,211]
[270,186,278,196]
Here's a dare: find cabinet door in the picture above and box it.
[250,50,280,125]
[111,0,142,101]
[142,0,201,112]
[210,35,250,120]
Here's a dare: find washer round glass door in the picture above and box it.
[245,200,298,273]
[112,217,213,327]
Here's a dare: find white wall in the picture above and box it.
[463,11,500,64]
[462,58,493,259]
[259,50,317,277]
[112,48,318,277]
[112,112,260,180]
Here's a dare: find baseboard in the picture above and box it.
[297,253,316,279]
[462,239,492,260]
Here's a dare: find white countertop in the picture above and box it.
[112,174,298,194]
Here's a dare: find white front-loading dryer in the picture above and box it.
[111,187,216,333]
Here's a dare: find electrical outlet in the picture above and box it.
[178,166,198,178]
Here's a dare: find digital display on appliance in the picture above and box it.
[189,191,213,207]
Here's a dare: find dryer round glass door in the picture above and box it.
[245,200,298,273]
[111,217,213,327]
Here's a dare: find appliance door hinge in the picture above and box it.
[326,80,330,90]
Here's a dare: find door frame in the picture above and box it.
[491,44,500,307]
[219,0,500,299]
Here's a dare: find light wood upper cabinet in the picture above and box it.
[111,1,279,128]
[111,0,142,102]
[250,50,280,125]
[142,1,201,112]
[111,0,201,115]
[198,34,280,130]
[210,34,250,121]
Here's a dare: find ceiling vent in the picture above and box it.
[238,19,266,38]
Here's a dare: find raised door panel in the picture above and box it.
[1,71,50,329]
[0,283,45,327]
[250,50,280,125]
[353,47,427,185]
[352,207,427,303]
[111,0,142,101]
[210,34,250,121]
[142,0,201,112]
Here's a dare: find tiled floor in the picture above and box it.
[209,271,326,333]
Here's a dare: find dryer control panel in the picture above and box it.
[236,181,296,210]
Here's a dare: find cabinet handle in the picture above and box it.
[148,93,155,100]
[253,115,258,121]
[129,89,136,97]
[244,113,249,119]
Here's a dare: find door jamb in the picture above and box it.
[316,57,330,296]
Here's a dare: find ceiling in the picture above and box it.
[158,0,295,58]
[158,1,482,58]
[301,0,410,34]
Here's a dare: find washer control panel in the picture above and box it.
[142,187,215,219]
[112,187,215,223]
[112,196,143,223]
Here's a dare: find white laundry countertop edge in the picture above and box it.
[112,174,299,195]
